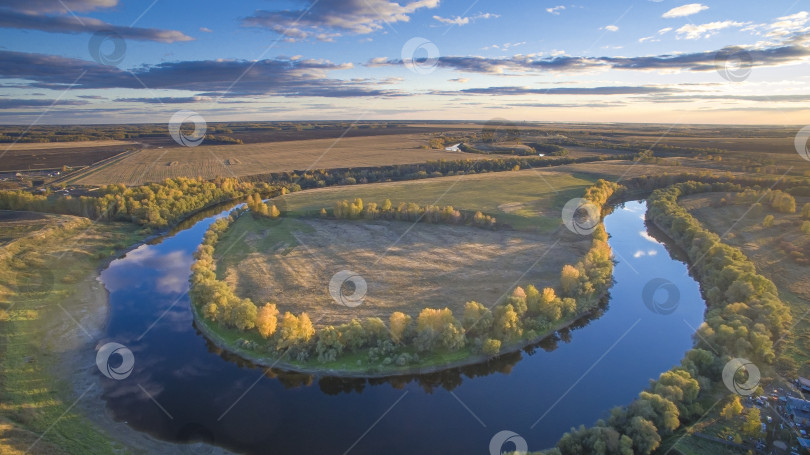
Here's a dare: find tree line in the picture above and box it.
[189,180,620,369]
[0,177,275,228]
[328,198,497,229]
[545,179,793,455]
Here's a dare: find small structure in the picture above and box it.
[445,143,461,152]
[787,397,810,426]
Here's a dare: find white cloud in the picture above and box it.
[199,27,212,33]
[676,20,746,39]
[243,0,440,40]
[638,26,673,43]
[482,41,526,51]
[662,3,709,18]
[449,77,470,83]
[547,5,565,15]
[433,12,499,26]
[602,25,619,32]
[743,11,810,38]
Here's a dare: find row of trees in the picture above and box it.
[734,188,797,213]
[0,177,273,228]
[190,180,620,368]
[551,179,793,455]
[329,198,497,228]
[246,193,281,219]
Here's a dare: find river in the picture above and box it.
[97,200,705,454]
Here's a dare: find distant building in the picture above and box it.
[445,143,461,152]
[787,397,810,426]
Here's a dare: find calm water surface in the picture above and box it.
[98,200,705,454]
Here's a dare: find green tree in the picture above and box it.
[492,304,522,341]
[482,338,501,356]
[742,407,762,438]
[625,416,661,455]
[560,265,580,296]
[462,301,493,337]
[720,396,743,420]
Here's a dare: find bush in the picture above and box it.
[482,338,501,356]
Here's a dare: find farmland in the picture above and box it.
[213,168,595,327]
[70,133,483,185]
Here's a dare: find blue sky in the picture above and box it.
[1,0,809,124]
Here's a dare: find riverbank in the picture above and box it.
[190,297,606,379]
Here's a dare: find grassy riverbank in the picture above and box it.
[0,213,145,454]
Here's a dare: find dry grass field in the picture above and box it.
[218,217,588,328]
[213,166,596,327]
[72,133,482,185]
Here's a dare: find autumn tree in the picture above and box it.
[492,304,522,341]
[389,311,413,343]
[462,301,493,337]
[720,396,743,420]
[256,303,279,338]
[275,312,315,350]
[560,265,581,296]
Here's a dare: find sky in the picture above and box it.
[1,0,810,125]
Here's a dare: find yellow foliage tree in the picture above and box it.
[257,303,279,338]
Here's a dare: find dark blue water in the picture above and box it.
[97,200,705,454]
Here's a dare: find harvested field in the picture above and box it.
[218,217,587,328]
[0,141,135,172]
[72,133,482,185]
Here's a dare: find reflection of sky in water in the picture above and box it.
[104,245,193,295]
[97,200,707,454]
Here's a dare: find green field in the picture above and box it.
[275,169,596,232]
[0,217,144,455]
